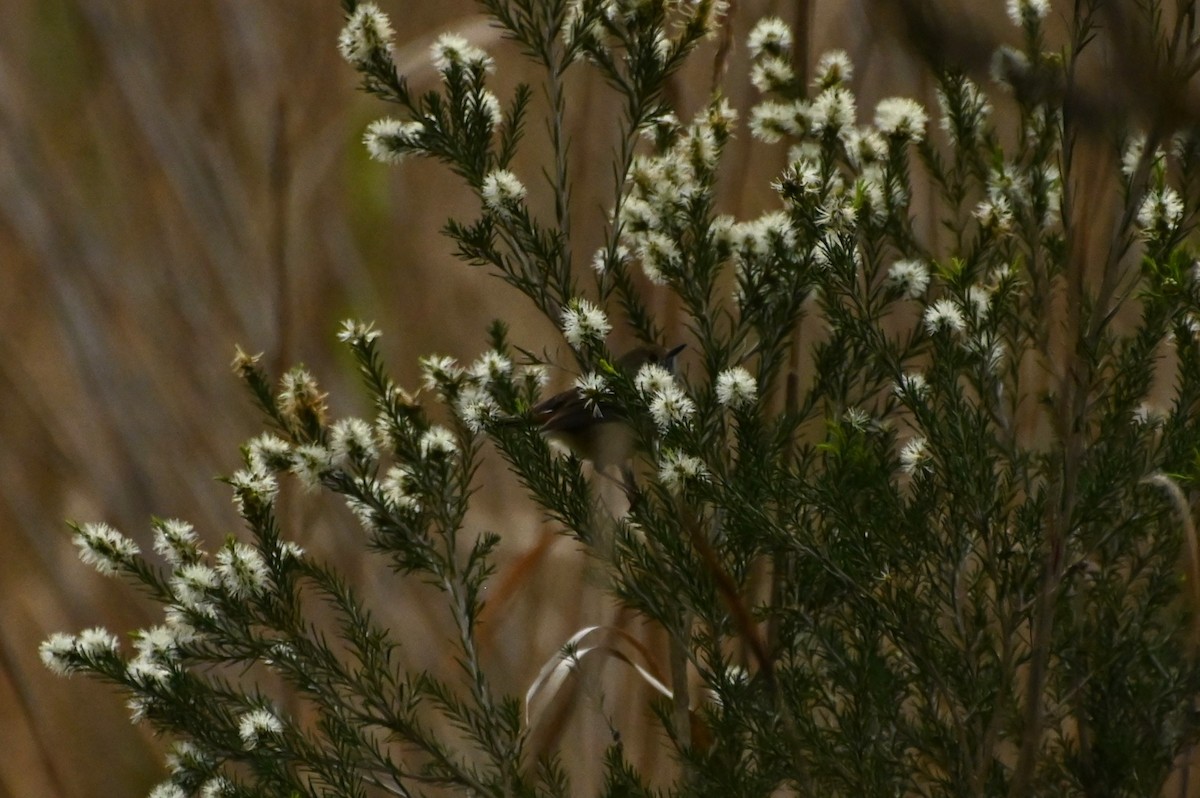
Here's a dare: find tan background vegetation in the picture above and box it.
[1,0,1178,795]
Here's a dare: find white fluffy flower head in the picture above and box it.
[1006,0,1051,26]
[658,449,709,491]
[337,3,394,67]
[649,384,696,431]
[431,32,494,72]
[73,522,140,577]
[924,298,967,336]
[748,17,792,59]
[716,367,758,409]
[561,298,611,348]
[874,97,928,141]
[482,169,527,212]
[364,118,424,165]
[238,708,284,750]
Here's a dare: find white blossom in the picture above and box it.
[1136,187,1184,232]
[200,777,235,798]
[574,372,609,414]
[808,87,856,137]
[133,625,182,665]
[420,354,464,394]
[887,259,930,298]
[430,32,494,72]
[974,196,1014,232]
[238,708,284,750]
[561,298,611,348]
[478,90,503,125]
[874,97,928,141]
[813,50,853,88]
[658,449,709,490]
[420,425,458,458]
[455,384,499,433]
[216,542,270,600]
[634,362,674,396]
[152,519,200,566]
[894,372,929,400]
[127,658,171,689]
[229,466,279,516]
[747,17,792,59]
[336,319,382,345]
[337,3,394,66]
[924,298,967,336]
[291,443,333,491]
[716,367,758,408]
[247,433,292,472]
[73,522,139,576]
[76,627,121,660]
[481,169,527,211]
[172,564,220,617]
[363,118,424,164]
[649,384,696,431]
[382,465,421,512]
[329,418,378,468]
[468,350,513,385]
[39,633,78,675]
[637,232,679,285]
[1006,0,1051,26]
[899,437,930,474]
[148,782,187,798]
[751,57,794,93]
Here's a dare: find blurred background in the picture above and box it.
[0,0,1160,795]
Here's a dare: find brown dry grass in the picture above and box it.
[1,0,1194,795]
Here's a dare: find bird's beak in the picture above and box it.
[665,343,686,370]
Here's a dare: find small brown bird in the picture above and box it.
[531,344,685,468]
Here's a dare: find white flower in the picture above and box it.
[280,541,306,561]
[974,196,1014,232]
[291,443,333,491]
[716,367,758,408]
[751,57,794,93]
[1006,0,1051,26]
[478,90,503,125]
[519,362,551,389]
[73,522,140,577]
[148,782,187,798]
[336,318,382,345]
[899,437,930,474]
[454,384,499,433]
[152,519,200,566]
[658,449,709,490]
[481,169,526,211]
[591,244,629,274]
[127,658,171,689]
[964,285,992,322]
[813,50,853,88]
[363,118,424,164]
[637,232,679,285]
[924,299,967,336]
[133,625,181,665]
[247,433,292,472]
[574,372,609,414]
[808,87,856,137]
[561,298,611,348]
[329,418,378,467]
[337,3,394,66]
[649,384,696,431]
[468,350,513,385]
[172,564,220,616]
[382,465,421,512]
[39,633,78,675]
[76,627,121,660]
[420,354,464,394]
[634,362,674,396]
[229,466,279,515]
[874,97,928,141]
[238,708,283,750]
[431,32,494,72]
[1136,187,1184,232]
[887,259,930,298]
[747,17,792,59]
[749,100,802,143]
[165,740,211,778]
[894,372,930,400]
[420,425,458,458]
[216,542,270,600]
[200,776,235,798]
